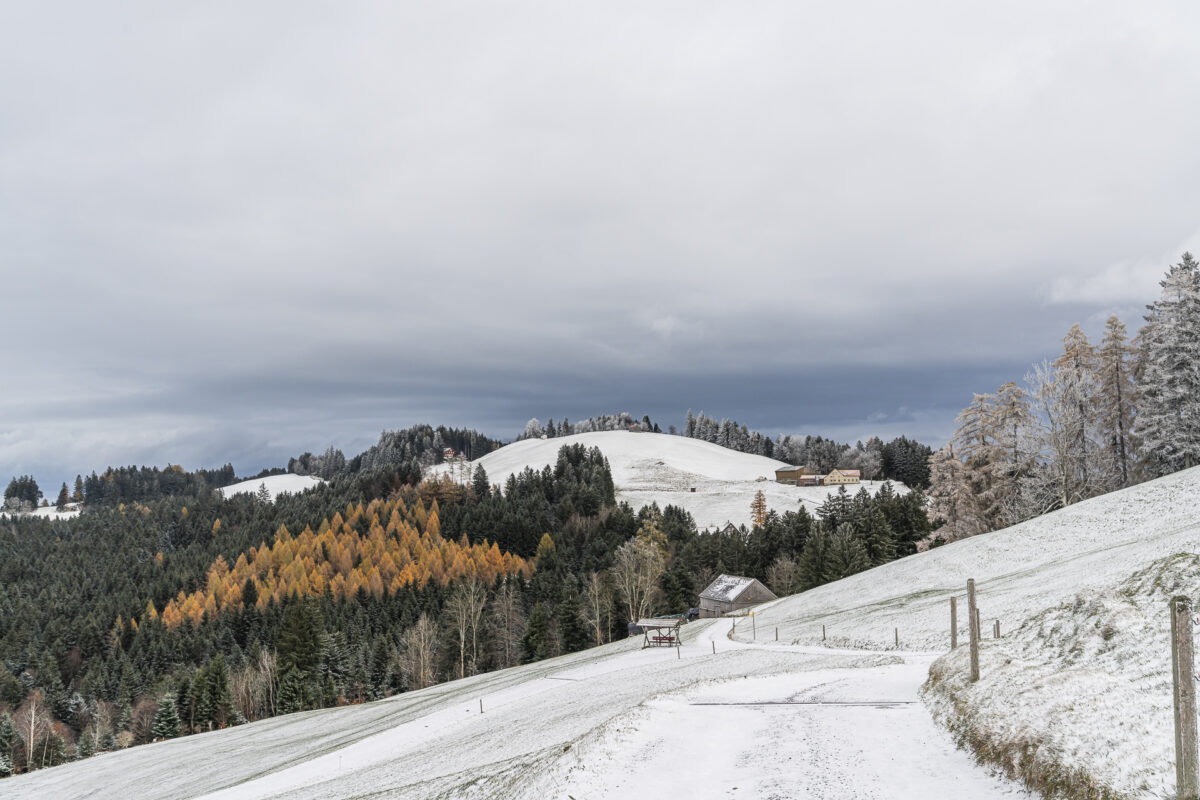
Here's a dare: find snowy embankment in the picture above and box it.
[3,620,1031,800]
[433,431,904,529]
[218,474,324,502]
[733,466,1200,799]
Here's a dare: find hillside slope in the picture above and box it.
[733,465,1200,798]
[218,474,324,502]
[2,620,1030,800]
[435,431,904,529]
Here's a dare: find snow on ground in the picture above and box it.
[3,619,1032,800]
[12,446,1198,798]
[0,502,81,521]
[432,431,905,530]
[732,465,1200,798]
[218,474,324,502]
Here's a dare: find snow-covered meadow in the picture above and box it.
[733,465,1200,798]
[217,474,324,502]
[2,618,1030,800]
[431,431,905,530]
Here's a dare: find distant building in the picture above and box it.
[774,466,821,486]
[698,574,778,618]
[824,468,861,485]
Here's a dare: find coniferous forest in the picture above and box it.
[0,426,930,777]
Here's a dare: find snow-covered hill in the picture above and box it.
[433,431,904,529]
[218,474,324,502]
[10,457,1198,798]
[734,464,1200,797]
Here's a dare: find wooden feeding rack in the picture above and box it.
[636,617,684,648]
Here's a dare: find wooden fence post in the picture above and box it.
[994,619,1000,639]
[752,613,756,640]
[967,579,980,683]
[895,627,899,647]
[950,596,958,650]
[712,641,716,654]
[775,627,778,641]
[1173,595,1198,800]
[822,624,826,641]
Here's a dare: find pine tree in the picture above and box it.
[988,381,1039,525]
[557,592,590,653]
[72,475,84,503]
[823,523,871,582]
[1053,324,1100,500]
[1096,315,1137,488]
[55,483,69,511]
[521,603,553,663]
[797,523,832,590]
[1135,253,1200,476]
[151,694,180,740]
[471,464,490,498]
[0,713,16,776]
[276,668,307,715]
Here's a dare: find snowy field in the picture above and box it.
[732,465,1200,798]
[218,474,324,502]
[432,431,904,530]
[0,502,81,521]
[3,619,1031,800]
[10,453,1198,798]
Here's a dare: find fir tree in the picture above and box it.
[55,483,69,511]
[824,523,871,582]
[276,668,307,715]
[521,604,553,663]
[557,592,590,653]
[151,694,180,740]
[1135,253,1200,476]
[0,713,16,776]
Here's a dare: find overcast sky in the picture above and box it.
[3,1,1200,490]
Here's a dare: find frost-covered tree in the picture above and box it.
[1096,315,1137,488]
[151,694,180,740]
[1135,253,1200,476]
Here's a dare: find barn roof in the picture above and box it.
[699,574,757,603]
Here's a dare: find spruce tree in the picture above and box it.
[520,604,553,663]
[0,713,16,776]
[557,592,590,654]
[797,523,832,590]
[276,668,307,715]
[55,483,69,511]
[1135,254,1200,476]
[823,523,871,582]
[151,694,180,740]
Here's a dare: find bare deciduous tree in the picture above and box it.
[487,579,525,669]
[582,572,613,645]
[444,578,487,679]
[612,538,665,622]
[399,613,439,690]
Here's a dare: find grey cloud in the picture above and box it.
[2,1,1198,487]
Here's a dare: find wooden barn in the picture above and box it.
[774,466,821,486]
[698,574,777,618]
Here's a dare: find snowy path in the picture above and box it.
[8,618,1032,800]
[560,620,1032,799]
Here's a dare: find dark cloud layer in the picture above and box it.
[3,2,1199,490]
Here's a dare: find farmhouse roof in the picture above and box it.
[699,574,757,603]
